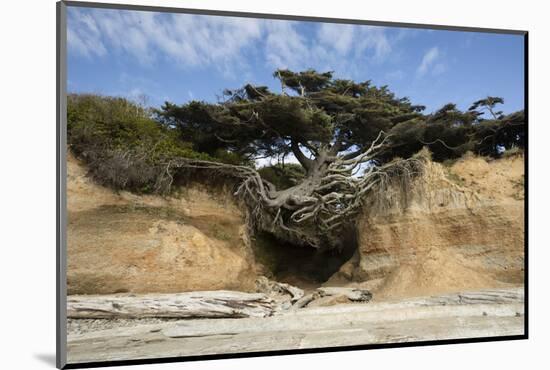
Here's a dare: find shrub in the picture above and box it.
[68,94,213,192]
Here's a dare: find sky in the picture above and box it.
[67,6,525,115]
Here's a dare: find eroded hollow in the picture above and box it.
[252,226,358,290]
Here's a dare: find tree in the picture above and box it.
[469,96,505,120]
[468,96,526,156]
[386,97,525,161]
[68,75,525,252]
[155,69,426,250]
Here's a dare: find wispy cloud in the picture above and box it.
[317,24,392,63]
[67,11,107,58]
[355,26,392,62]
[68,8,400,80]
[68,8,262,73]
[265,20,309,69]
[317,23,355,54]
[417,46,446,77]
[386,70,404,80]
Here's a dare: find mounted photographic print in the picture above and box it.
[56,1,527,368]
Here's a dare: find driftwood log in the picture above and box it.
[255,276,304,301]
[66,287,524,364]
[67,291,275,319]
[67,287,522,320]
[254,276,305,310]
[292,287,373,309]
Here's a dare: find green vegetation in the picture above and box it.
[502,146,524,158]
[258,164,305,190]
[68,94,249,192]
[68,74,525,195]
[67,70,525,250]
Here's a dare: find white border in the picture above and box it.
[2,0,548,369]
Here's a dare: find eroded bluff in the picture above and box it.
[67,153,263,294]
[328,152,524,299]
[67,151,524,299]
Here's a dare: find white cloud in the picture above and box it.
[317,23,391,62]
[318,23,354,54]
[68,8,262,72]
[68,8,397,80]
[417,47,439,75]
[355,26,391,61]
[265,20,309,69]
[417,46,446,77]
[67,10,107,58]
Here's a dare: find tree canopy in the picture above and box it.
[155,69,430,171]
[155,69,524,167]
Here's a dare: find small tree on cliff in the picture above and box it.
[155,69,426,250]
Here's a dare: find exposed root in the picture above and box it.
[155,132,426,250]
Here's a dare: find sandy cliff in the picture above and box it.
[329,152,525,300]
[68,150,524,299]
[67,153,262,294]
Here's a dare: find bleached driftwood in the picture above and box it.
[162,301,523,338]
[317,287,373,301]
[293,287,372,309]
[66,287,524,364]
[67,291,275,319]
[421,288,524,305]
[254,277,306,311]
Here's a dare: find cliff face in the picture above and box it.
[68,151,525,299]
[67,153,262,295]
[329,153,525,300]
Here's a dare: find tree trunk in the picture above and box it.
[165,133,425,251]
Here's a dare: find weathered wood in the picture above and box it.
[421,288,524,305]
[67,287,522,320]
[162,302,523,338]
[292,287,372,309]
[255,277,304,302]
[68,315,524,364]
[317,287,373,302]
[292,294,317,309]
[67,291,275,319]
[66,287,525,364]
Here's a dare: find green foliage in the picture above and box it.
[68,94,208,160]
[156,70,428,164]
[387,99,525,161]
[502,146,523,158]
[68,70,525,194]
[258,164,306,190]
[274,69,333,94]
[67,94,245,192]
[469,96,505,119]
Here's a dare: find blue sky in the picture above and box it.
[67,6,525,115]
